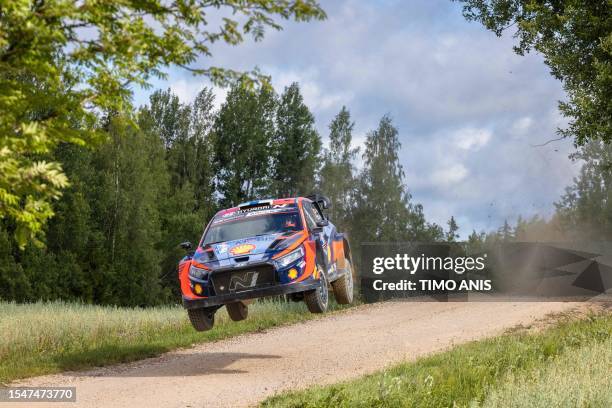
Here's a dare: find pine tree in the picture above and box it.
[555,140,612,240]
[498,219,513,242]
[446,216,460,242]
[271,83,321,197]
[212,84,276,206]
[467,229,486,253]
[353,115,438,243]
[318,107,359,231]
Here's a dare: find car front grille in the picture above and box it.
[211,264,276,295]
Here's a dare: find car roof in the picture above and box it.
[215,197,305,218]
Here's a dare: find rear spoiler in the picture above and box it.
[305,194,331,210]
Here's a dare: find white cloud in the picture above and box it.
[270,68,353,113]
[132,0,579,237]
[430,164,469,186]
[169,79,202,103]
[511,116,533,136]
[452,127,492,150]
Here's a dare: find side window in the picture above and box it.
[311,202,325,223]
[302,202,318,230]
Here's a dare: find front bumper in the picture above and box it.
[183,279,319,309]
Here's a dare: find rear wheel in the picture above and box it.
[226,302,248,321]
[187,308,215,331]
[304,263,329,313]
[332,259,354,304]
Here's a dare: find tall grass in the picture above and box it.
[0,300,348,384]
[480,336,612,407]
[261,312,612,408]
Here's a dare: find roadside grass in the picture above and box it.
[481,335,611,407]
[261,311,612,408]
[0,299,351,384]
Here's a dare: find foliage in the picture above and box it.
[446,216,460,242]
[318,107,360,233]
[456,0,612,146]
[0,0,326,247]
[555,140,612,239]
[139,88,218,295]
[0,85,447,306]
[271,83,322,197]
[213,83,277,206]
[353,115,443,244]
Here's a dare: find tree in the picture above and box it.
[213,84,277,206]
[139,88,218,296]
[555,140,612,239]
[456,0,611,146]
[467,229,486,253]
[0,0,326,247]
[190,88,218,215]
[498,219,514,242]
[271,83,322,197]
[318,107,359,231]
[353,115,440,243]
[140,88,215,207]
[446,216,460,242]
[85,115,169,305]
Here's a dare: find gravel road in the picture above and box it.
[7,301,580,408]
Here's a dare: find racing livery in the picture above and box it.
[178,195,354,331]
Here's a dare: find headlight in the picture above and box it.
[189,264,208,280]
[275,246,304,269]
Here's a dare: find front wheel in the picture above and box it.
[226,302,248,321]
[332,259,354,304]
[304,263,329,313]
[187,307,215,331]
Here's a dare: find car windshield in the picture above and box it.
[201,212,302,245]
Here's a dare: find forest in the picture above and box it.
[0,82,444,305]
[1,79,609,306]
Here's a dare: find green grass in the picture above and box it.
[262,312,612,408]
[0,299,350,384]
[481,335,611,407]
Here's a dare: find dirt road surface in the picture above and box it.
[6,301,581,408]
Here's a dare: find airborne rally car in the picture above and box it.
[178,195,355,331]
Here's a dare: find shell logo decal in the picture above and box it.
[230,243,256,256]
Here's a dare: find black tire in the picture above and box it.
[304,263,329,313]
[332,259,354,304]
[187,308,215,331]
[226,302,248,321]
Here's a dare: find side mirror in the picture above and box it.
[316,219,329,228]
[306,194,331,210]
[179,241,193,251]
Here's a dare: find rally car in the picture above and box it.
[177,195,355,331]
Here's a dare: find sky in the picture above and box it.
[132,0,580,238]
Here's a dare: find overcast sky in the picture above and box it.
[133,0,580,238]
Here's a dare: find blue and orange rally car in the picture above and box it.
[178,195,354,331]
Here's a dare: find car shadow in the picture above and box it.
[64,351,282,377]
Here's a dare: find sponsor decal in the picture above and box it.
[230,243,256,256]
[229,271,259,291]
[216,243,229,254]
[213,204,296,224]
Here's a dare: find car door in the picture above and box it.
[303,200,335,272]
